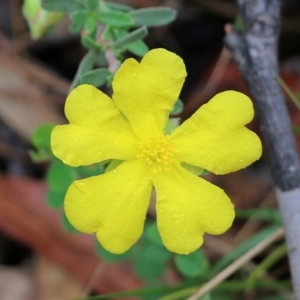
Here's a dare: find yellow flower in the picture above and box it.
[51,48,262,254]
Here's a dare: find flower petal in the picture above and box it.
[152,161,234,254]
[51,84,139,166]
[171,91,262,174]
[64,159,152,254]
[112,48,187,140]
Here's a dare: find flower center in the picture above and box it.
[137,135,173,173]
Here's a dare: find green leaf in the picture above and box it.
[85,16,97,34]
[130,7,176,27]
[69,20,84,33]
[245,243,287,290]
[134,244,170,279]
[86,0,99,10]
[292,124,300,136]
[31,123,55,152]
[112,26,148,48]
[104,1,132,12]
[234,14,244,32]
[236,208,281,224]
[181,162,204,176]
[41,0,84,12]
[164,118,180,135]
[81,36,101,50]
[210,225,280,275]
[46,189,65,208]
[46,159,76,191]
[69,50,107,91]
[79,68,111,86]
[171,99,184,115]
[72,284,188,300]
[278,76,300,111]
[29,148,52,163]
[175,250,208,278]
[62,213,79,233]
[95,241,132,263]
[70,9,89,32]
[125,40,149,57]
[76,164,105,178]
[97,11,133,27]
[105,160,123,173]
[145,222,163,247]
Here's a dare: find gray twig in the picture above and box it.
[224,0,300,297]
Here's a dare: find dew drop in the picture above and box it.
[79,182,85,186]
[75,137,79,141]
[174,214,178,218]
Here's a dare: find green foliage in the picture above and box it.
[130,7,176,27]
[84,16,97,34]
[134,243,171,279]
[278,76,300,111]
[31,123,55,152]
[105,159,123,173]
[145,222,164,247]
[174,250,208,278]
[210,225,280,275]
[86,0,99,10]
[96,241,132,263]
[30,123,55,162]
[79,68,111,86]
[62,212,79,233]
[104,2,133,12]
[171,99,184,115]
[245,243,287,289]
[236,208,281,224]
[81,36,101,50]
[41,0,84,12]
[165,118,180,135]
[46,159,76,191]
[125,40,149,57]
[234,14,244,32]
[97,11,133,27]
[69,50,107,91]
[112,26,148,48]
[46,189,65,208]
[69,9,89,33]
[181,162,206,176]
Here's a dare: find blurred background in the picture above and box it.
[1,0,300,299]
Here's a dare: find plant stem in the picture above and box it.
[224,0,300,298]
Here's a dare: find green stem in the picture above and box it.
[277,76,300,111]
[245,243,287,289]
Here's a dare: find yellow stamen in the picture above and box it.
[137,135,173,173]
